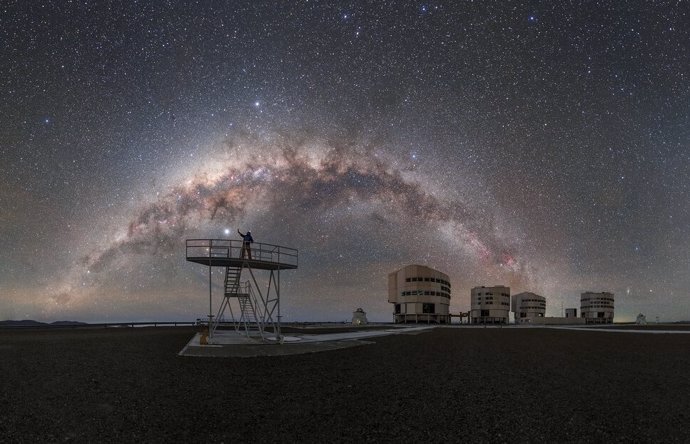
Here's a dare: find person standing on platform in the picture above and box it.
[238,229,254,259]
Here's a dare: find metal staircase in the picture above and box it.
[210,263,266,339]
[238,286,260,330]
[224,265,242,296]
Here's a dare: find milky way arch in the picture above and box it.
[82,133,524,277]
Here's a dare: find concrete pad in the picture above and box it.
[549,327,690,334]
[178,325,435,358]
[179,333,373,357]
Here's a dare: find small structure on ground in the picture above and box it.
[636,313,647,325]
[352,308,368,325]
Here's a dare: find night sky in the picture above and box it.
[1,1,688,323]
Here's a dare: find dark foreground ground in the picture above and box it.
[1,327,689,443]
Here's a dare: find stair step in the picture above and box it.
[224,293,250,298]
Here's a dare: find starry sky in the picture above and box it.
[1,1,688,323]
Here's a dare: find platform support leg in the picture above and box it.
[276,269,281,343]
[208,259,213,340]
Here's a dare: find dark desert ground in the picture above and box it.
[1,326,689,442]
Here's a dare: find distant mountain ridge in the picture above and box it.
[0,320,89,327]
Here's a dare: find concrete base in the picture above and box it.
[178,325,435,358]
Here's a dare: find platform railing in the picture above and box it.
[185,239,298,268]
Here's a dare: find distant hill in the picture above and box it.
[0,320,89,328]
[50,321,89,326]
[0,320,47,327]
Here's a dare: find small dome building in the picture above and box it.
[352,308,368,325]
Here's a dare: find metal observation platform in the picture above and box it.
[186,239,298,343]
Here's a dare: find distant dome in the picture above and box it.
[352,308,368,325]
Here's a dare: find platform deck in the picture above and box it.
[186,256,297,270]
[185,238,298,270]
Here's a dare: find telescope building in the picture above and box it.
[512,292,546,324]
[388,265,451,324]
[580,291,614,324]
[470,285,510,324]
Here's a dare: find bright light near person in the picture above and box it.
[224,228,230,235]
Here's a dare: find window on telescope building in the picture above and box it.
[423,303,435,313]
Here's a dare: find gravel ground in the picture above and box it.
[586,324,690,331]
[1,326,689,443]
